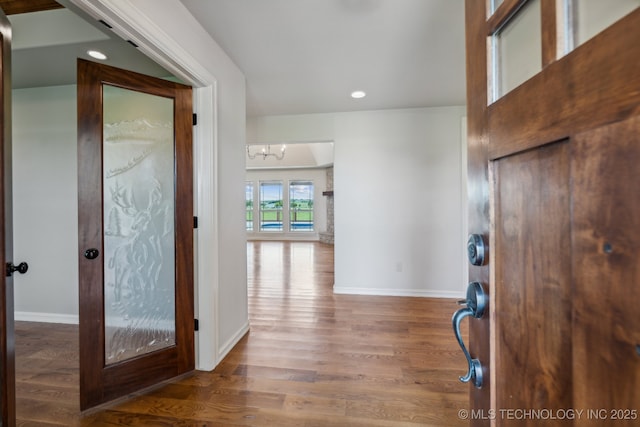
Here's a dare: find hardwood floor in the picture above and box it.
[16,241,468,426]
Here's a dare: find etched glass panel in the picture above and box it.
[491,0,542,101]
[103,84,175,365]
[573,0,639,47]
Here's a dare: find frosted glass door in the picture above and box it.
[102,85,176,364]
[79,58,193,411]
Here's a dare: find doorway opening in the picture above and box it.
[245,141,335,307]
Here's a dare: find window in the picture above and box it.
[245,182,253,231]
[248,179,316,233]
[289,181,314,231]
[490,0,542,102]
[260,181,283,231]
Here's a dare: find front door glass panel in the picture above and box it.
[491,0,542,102]
[102,84,176,365]
[572,0,639,47]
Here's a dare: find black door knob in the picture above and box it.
[84,248,100,260]
[6,262,28,277]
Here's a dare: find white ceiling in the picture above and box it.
[8,3,172,90]
[9,0,467,118]
[179,0,466,116]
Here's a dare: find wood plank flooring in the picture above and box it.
[16,241,468,426]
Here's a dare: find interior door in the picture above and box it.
[77,59,194,410]
[0,6,12,426]
[461,1,640,426]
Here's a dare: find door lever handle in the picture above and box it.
[6,262,29,277]
[452,281,486,388]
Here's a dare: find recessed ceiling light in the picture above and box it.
[351,90,366,99]
[87,50,108,60]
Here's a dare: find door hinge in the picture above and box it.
[193,113,197,126]
[194,318,199,331]
[193,216,198,229]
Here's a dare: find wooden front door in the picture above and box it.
[0,7,13,426]
[77,59,194,410]
[463,1,640,426]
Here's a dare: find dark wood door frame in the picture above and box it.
[0,6,13,426]
[464,0,491,419]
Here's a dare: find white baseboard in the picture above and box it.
[15,311,79,324]
[208,321,250,371]
[333,286,464,299]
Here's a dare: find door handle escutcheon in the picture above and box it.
[453,281,486,388]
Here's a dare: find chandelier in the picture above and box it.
[246,144,286,160]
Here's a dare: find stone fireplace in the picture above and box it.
[319,166,334,245]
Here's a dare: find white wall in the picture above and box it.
[246,168,328,241]
[335,107,466,297]
[13,85,79,322]
[248,106,466,297]
[248,113,335,143]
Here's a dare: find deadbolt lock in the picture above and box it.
[467,234,486,266]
